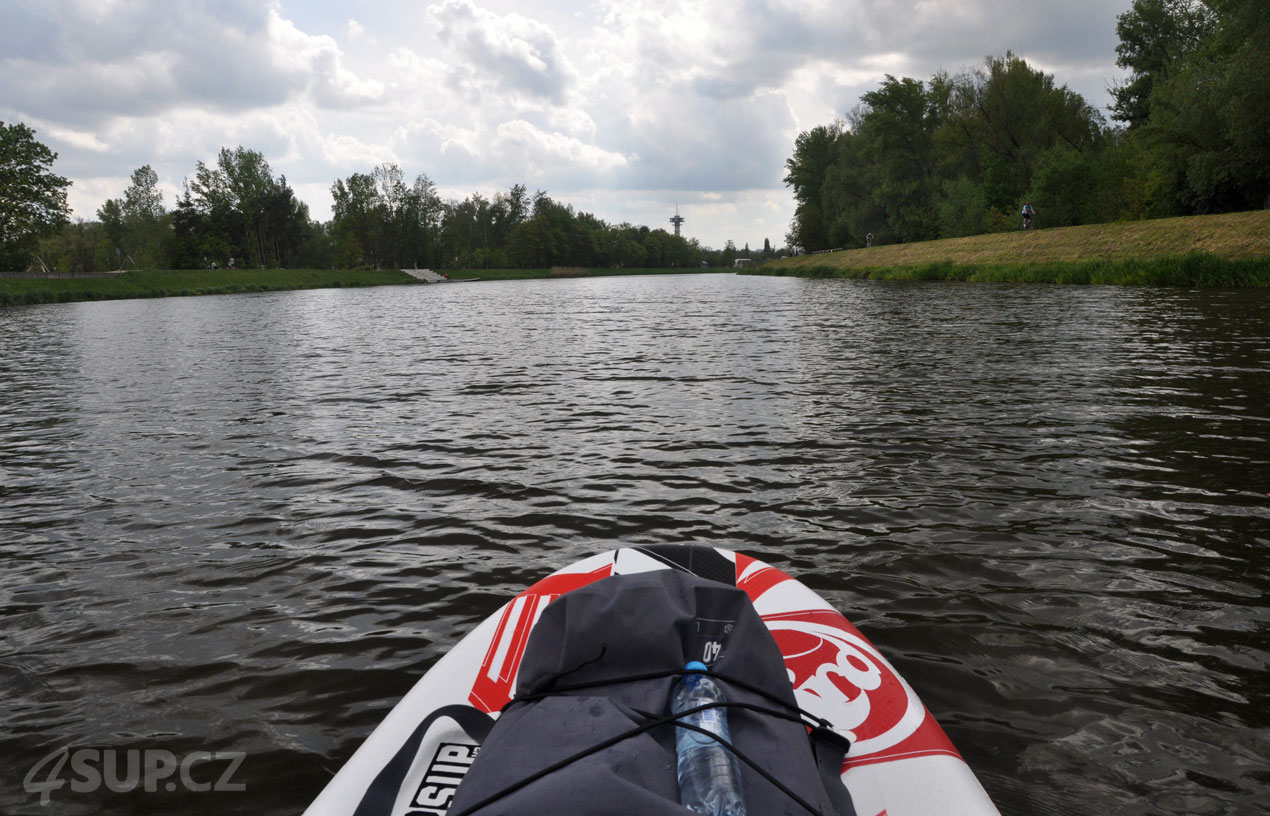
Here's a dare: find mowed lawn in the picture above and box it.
[771,210,1270,271]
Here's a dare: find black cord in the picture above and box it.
[509,665,836,733]
[448,699,834,816]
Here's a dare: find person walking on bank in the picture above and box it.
[1021,202,1036,230]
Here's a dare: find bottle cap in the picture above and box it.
[684,661,708,672]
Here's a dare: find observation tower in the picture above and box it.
[670,206,685,237]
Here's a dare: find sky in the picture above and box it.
[0,0,1134,251]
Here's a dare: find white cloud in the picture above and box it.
[495,119,631,175]
[347,19,373,43]
[319,133,399,171]
[266,10,384,107]
[45,126,110,153]
[426,0,577,103]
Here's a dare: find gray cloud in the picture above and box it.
[0,0,380,126]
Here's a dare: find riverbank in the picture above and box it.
[750,210,1270,285]
[0,268,423,306]
[0,266,718,306]
[441,267,718,282]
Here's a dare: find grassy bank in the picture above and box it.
[0,266,718,307]
[751,210,1270,286]
[0,268,422,307]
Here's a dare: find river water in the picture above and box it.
[1,273,1266,815]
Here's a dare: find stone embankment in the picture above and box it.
[401,268,448,282]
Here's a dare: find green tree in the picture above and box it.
[946,53,1105,211]
[783,122,842,251]
[36,220,112,275]
[820,119,886,247]
[186,147,309,268]
[97,165,168,268]
[97,198,125,251]
[399,173,443,268]
[170,188,206,269]
[792,54,1110,247]
[860,75,941,242]
[1026,144,1101,227]
[330,172,381,267]
[123,165,165,221]
[1111,0,1216,128]
[1136,0,1270,211]
[0,122,71,269]
[936,176,991,237]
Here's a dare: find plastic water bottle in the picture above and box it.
[671,661,747,816]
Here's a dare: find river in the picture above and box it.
[1,273,1266,815]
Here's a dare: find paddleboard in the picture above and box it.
[304,545,1000,816]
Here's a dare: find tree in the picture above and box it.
[170,188,205,269]
[185,147,310,268]
[859,75,942,242]
[0,122,71,269]
[123,165,165,221]
[1026,145,1101,227]
[946,53,1105,210]
[97,165,168,268]
[1133,0,1270,211]
[402,173,443,268]
[783,122,842,251]
[330,172,380,267]
[1111,0,1216,128]
[97,198,125,250]
[790,53,1111,247]
[37,220,112,275]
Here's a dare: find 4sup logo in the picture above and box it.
[24,747,245,805]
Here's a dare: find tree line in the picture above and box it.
[1,128,782,274]
[784,0,1269,251]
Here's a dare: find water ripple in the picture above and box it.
[0,277,1267,815]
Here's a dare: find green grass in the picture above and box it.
[0,266,718,307]
[752,210,1270,286]
[762,253,1269,286]
[0,268,423,307]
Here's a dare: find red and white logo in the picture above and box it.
[735,555,958,767]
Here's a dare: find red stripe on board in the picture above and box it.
[734,553,790,602]
[468,563,613,712]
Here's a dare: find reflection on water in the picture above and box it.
[1,275,1267,815]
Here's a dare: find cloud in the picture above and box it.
[495,119,631,177]
[267,10,384,108]
[426,0,576,103]
[0,0,381,126]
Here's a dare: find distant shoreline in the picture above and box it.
[747,210,1270,286]
[0,267,721,307]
